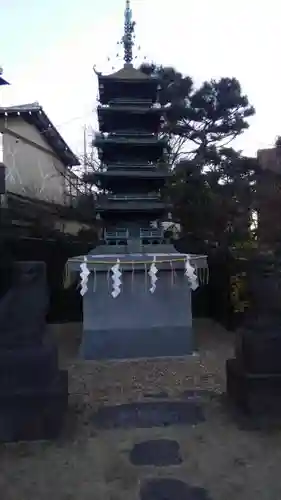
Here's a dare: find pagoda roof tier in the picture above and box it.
[96,198,167,214]
[85,168,172,183]
[97,66,159,105]
[97,64,160,83]
[94,134,167,148]
[96,144,166,163]
[0,75,9,85]
[99,161,167,169]
[98,104,162,115]
[98,105,162,134]
[91,174,170,192]
[97,149,165,164]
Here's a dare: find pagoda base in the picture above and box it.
[80,326,192,360]
[81,259,194,360]
[67,244,207,361]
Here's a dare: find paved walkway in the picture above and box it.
[1,320,281,500]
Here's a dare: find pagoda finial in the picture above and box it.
[122,0,135,65]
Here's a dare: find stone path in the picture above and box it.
[91,389,212,499]
[2,320,281,499]
[92,399,205,429]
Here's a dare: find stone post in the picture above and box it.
[226,252,281,417]
[0,261,68,441]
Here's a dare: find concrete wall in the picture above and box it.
[54,219,94,236]
[0,117,70,205]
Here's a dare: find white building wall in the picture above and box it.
[0,116,69,205]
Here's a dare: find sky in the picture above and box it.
[0,0,280,161]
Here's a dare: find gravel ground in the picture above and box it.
[1,319,281,500]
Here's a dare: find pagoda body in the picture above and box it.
[93,64,171,250]
[67,1,207,360]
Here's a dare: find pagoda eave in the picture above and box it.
[91,170,172,180]
[96,201,167,213]
[97,105,162,116]
[0,76,10,85]
[98,71,160,85]
[0,76,9,86]
[99,76,159,85]
[94,137,167,147]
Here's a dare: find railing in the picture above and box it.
[140,229,164,238]
[105,161,156,167]
[112,131,157,137]
[107,193,160,201]
[104,229,129,240]
[103,228,165,245]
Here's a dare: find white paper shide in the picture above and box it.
[80,256,90,296]
[184,256,199,290]
[148,256,158,293]
[111,258,122,298]
[77,254,203,298]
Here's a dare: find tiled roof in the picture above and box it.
[0,103,79,167]
[98,64,155,81]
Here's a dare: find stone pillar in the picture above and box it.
[0,262,68,441]
[226,253,281,417]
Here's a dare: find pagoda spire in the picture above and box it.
[122,0,135,65]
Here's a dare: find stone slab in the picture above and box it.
[140,478,212,500]
[92,401,205,429]
[129,439,182,466]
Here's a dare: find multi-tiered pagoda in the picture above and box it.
[68,1,207,360]
[88,0,172,251]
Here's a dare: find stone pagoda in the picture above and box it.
[67,0,208,360]
[93,16,170,250]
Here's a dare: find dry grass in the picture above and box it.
[1,319,281,500]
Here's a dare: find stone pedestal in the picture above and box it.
[67,246,207,360]
[0,262,68,441]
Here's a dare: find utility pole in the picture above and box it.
[83,125,88,193]
[83,125,87,170]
